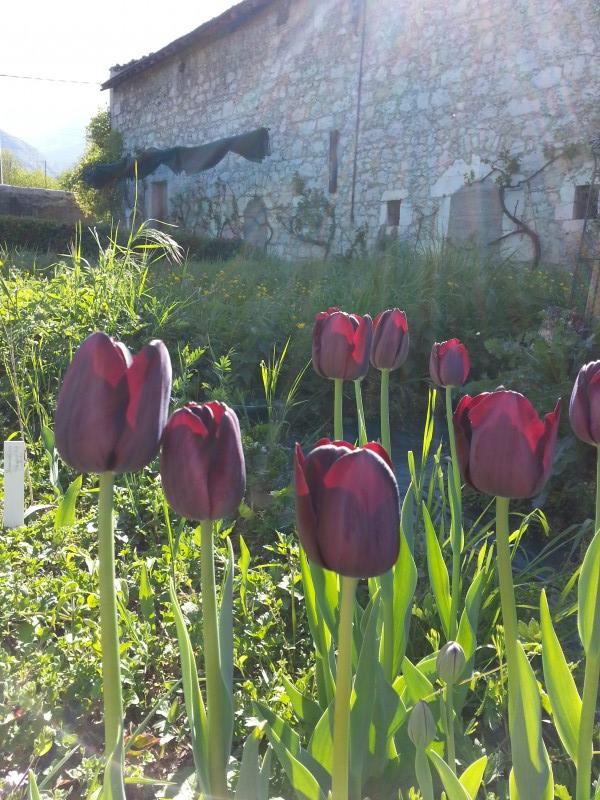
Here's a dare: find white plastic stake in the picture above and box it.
[4,440,25,528]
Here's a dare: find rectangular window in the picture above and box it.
[387,199,401,227]
[329,130,339,194]
[150,181,168,220]
[574,184,599,220]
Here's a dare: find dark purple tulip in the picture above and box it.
[429,339,470,388]
[294,438,400,577]
[370,308,410,371]
[569,361,600,445]
[453,389,560,499]
[55,332,171,474]
[160,401,245,521]
[312,307,372,381]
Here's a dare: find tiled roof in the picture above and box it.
[102,0,277,90]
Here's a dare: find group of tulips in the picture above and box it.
[49,306,600,799]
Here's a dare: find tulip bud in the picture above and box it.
[55,332,172,474]
[429,339,470,388]
[370,308,409,371]
[160,402,246,521]
[312,307,372,381]
[408,701,436,749]
[436,641,466,684]
[569,360,600,445]
[453,389,560,499]
[294,439,400,577]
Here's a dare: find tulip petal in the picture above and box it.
[316,448,400,577]
[535,400,561,494]
[55,332,129,473]
[294,444,325,567]
[207,405,246,519]
[467,391,547,498]
[371,309,409,370]
[116,340,172,472]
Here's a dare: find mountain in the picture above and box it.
[0,129,51,173]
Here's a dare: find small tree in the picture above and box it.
[61,109,123,221]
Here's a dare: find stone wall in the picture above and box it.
[109,0,600,263]
[0,185,83,224]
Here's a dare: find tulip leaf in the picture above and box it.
[402,657,435,705]
[266,731,325,800]
[168,578,209,794]
[239,534,250,614]
[459,756,488,798]
[428,749,472,800]
[392,526,418,676]
[308,703,334,778]
[457,567,485,664]
[300,550,331,658]
[578,529,600,656]
[235,725,270,800]
[349,595,380,794]
[28,771,41,800]
[508,641,554,800]
[54,474,82,530]
[102,721,127,800]
[282,674,323,729]
[310,561,339,642]
[422,503,452,639]
[369,667,406,778]
[258,745,272,800]
[539,589,581,762]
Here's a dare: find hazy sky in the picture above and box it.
[0,1,234,167]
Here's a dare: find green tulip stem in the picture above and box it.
[495,496,519,693]
[446,386,462,640]
[415,747,435,800]
[576,446,600,800]
[445,682,457,774]
[354,380,368,446]
[380,368,391,457]
[97,471,126,799]
[334,378,344,441]
[331,575,358,800]
[200,519,227,799]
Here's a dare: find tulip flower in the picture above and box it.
[160,401,245,521]
[453,389,560,500]
[54,331,172,800]
[161,400,245,797]
[294,437,400,800]
[437,640,466,774]
[370,309,409,457]
[454,388,558,798]
[294,439,400,578]
[409,701,436,800]
[370,309,409,371]
[430,339,470,642]
[312,307,372,382]
[569,361,600,800]
[429,338,470,389]
[569,360,600,446]
[55,331,172,474]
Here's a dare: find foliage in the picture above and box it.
[60,110,123,221]
[0,151,60,189]
[0,234,598,797]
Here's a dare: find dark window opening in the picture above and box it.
[277,0,290,25]
[150,181,168,220]
[574,184,599,220]
[387,199,401,227]
[178,60,186,74]
[329,130,339,194]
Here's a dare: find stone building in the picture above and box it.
[103,0,600,263]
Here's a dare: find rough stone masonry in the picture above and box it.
[105,0,600,263]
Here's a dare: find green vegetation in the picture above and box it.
[0,233,597,798]
[60,110,123,221]
[0,150,60,190]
